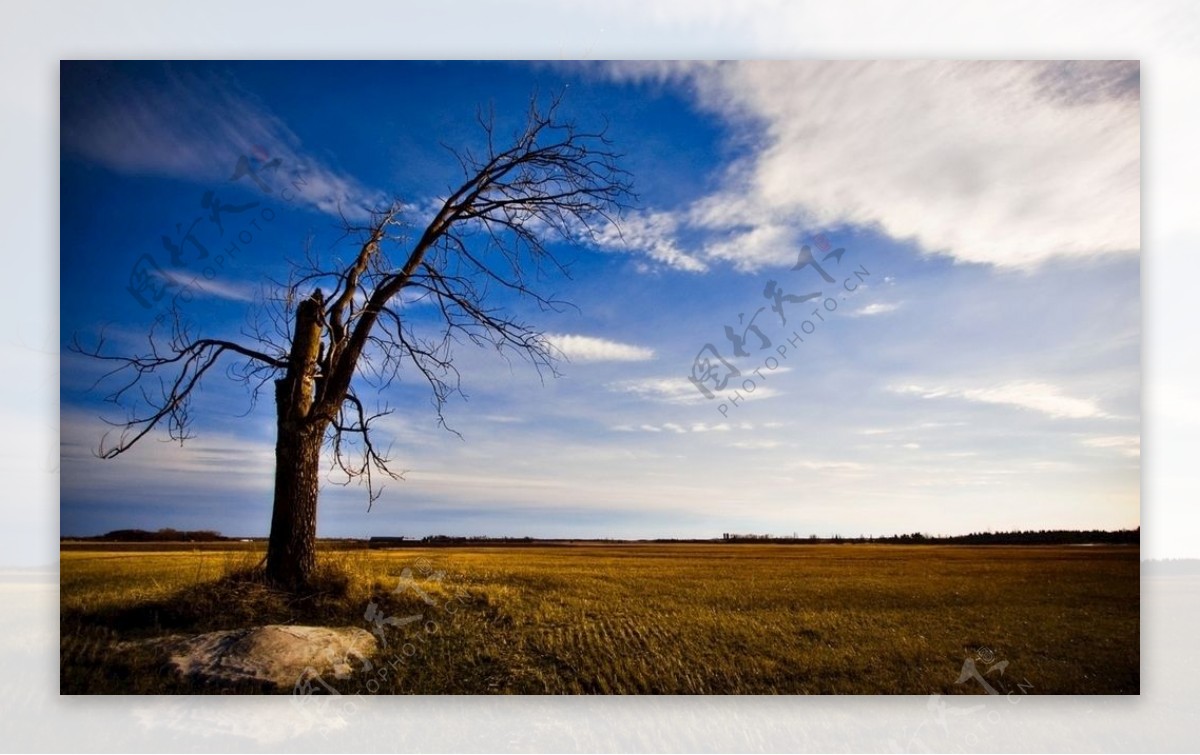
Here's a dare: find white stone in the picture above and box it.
[124,625,376,690]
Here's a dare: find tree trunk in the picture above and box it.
[265,294,326,589]
[265,413,323,588]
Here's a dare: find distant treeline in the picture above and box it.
[70,528,231,542]
[66,528,1141,547]
[718,528,1140,545]
[370,535,537,549]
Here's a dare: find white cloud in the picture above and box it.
[852,302,902,317]
[614,420,766,434]
[787,459,867,473]
[1082,435,1141,457]
[690,422,732,433]
[158,271,258,303]
[610,376,780,405]
[702,223,796,271]
[612,421,717,434]
[584,60,719,88]
[594,211,708,272]
[482,415,524,424]
[599,60,1140,270]
[892,380,1110,419]
[610,376,706,404]
[545,333,655,363]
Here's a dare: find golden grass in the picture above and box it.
[60,543,1139,694]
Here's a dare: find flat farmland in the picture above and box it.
[59,543,1139,694]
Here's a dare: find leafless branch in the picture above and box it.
[77,90,634,509]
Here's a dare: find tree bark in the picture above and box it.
[265,417,322,588]
[265,294,326,588]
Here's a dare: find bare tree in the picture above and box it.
[74,95,632,588]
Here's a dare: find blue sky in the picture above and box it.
[59,60,1140,539]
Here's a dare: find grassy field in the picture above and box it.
[59,543,1139,694]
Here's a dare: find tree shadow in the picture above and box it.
[60,564,371,693]
[64,565,364,637]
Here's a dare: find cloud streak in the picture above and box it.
[892,381,1110,420]
[62,65,384,218]
[610,376,780,405]
[1082,434,1140,457]
[545,333,655,363]
[852,302,902,317]
[157,271,258,303]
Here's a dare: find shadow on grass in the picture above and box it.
[60,564,368,694]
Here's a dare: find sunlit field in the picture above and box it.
[60,543,1139,694]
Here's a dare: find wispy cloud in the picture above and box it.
[610,376,780,405]
[157,271,258,303]
[593,211,708,272]
[689,422,732,433]
[852,302,902,317]
[892,381,1110,420]
[1082,435,1140,457]
[545,333,655,363]
[482,415,525,424]
[60,410,277,499]
[592,60,1139,271]
[609,376,704,404]
[787,459,868,473]
[612,420,774,434]
[62,66,384,218]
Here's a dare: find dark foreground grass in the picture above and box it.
[60,543,1139,694]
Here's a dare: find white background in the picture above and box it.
[2,0,1196,751]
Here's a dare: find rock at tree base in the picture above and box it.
[125,625,376,691]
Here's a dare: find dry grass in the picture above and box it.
[60,543,1139,694]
